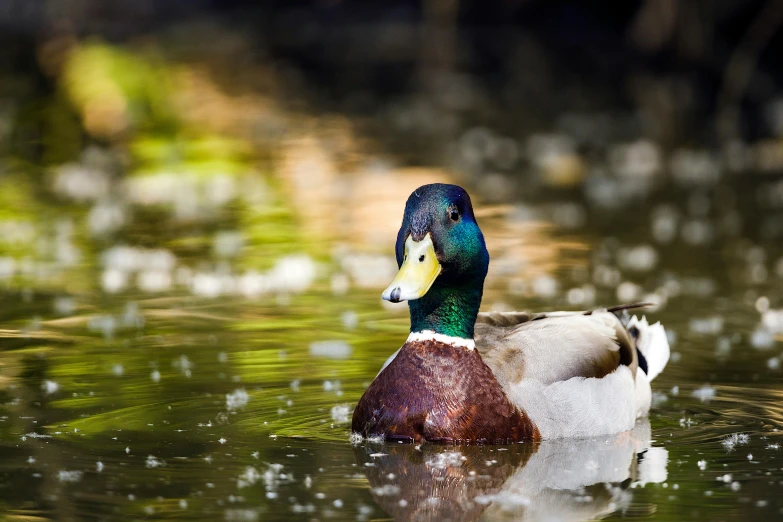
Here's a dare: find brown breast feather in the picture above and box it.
[352,340,540,443]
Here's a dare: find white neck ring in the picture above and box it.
[406,330,475,350]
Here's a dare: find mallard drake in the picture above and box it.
[352,183,669,443]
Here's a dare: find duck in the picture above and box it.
[351,183,670,444]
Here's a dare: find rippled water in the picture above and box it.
[2,164,782,522]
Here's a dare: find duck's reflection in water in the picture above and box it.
[355,420,667,522]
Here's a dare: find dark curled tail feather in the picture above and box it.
[605,302,654,316]
[604,302,654,377]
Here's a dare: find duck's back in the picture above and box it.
[475,309,637,388]
[474,306,670,439]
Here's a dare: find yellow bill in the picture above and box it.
[382,233,442,302]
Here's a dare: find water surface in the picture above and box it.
[1,37,783,522]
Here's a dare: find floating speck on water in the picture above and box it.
[27,456,35,464]
[341,310,359,330]
[722,433,750,452]
[762,309,783,334]
[291,504,316,514]
[0,257,15,280]
[219,438,227,444]
[102,269,127,293]
[718,473,732,483]
[323,380,341,392]
[349,433,363,445]
[332,499,343,508]
[309,340,352,359]
[54,163,109,201]
[715,337,732,358]
[671,385,680,396]
[751,328,775,350]
[179,499,187,509]
[697,460,707,470]
[331,273,350,295]
[747,453,754,460]
[213,231,244,258]
[593,265,621,288]
[53,296,75,315]
[226,388,249,410]
[372,484,401,497]
[618,245,658,272]
[125,447,130,454]
[112,364,124,377]
[566,285,596,306]
[531,275,558,298]
[290,380,300,392]
[145,455,162,468]
[42,380,59,395]
[23,432,52,439]
[426,452,465,469]
[218,352,228,363]
[251,451,259,459]
[681,217,715,245]
[731,481,741,491]
[689,316,724,335]
[756,500,768,507]
[150,370,161,383]
[616,281,642,302]
[330,404,351,424]
[96,461,103,472]
[137,270,172,293]
[57,470,83,483]
[692,385,716,403]
[173,355,193,375]
[238,466,261,488]
[651,205,679,244]
[304,475,312,489]
[766,443,780,450]
[767,357,780,370]
[267,254,317,294]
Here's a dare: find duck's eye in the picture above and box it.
[448,207,460,222]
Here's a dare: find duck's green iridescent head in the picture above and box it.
[382,184,489,339]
